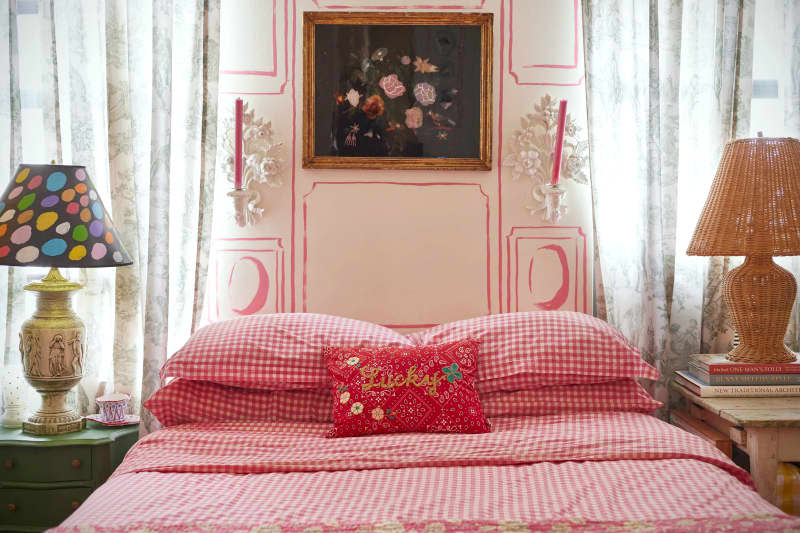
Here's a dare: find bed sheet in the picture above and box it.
[52,412,800,532]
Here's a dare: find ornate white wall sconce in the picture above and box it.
[502,95,588,224]
[222,101,284,227]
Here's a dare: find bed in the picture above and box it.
[51,313,800,532]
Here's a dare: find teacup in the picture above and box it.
[96,392,130,423]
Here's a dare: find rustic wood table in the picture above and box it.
[671,382,800,507]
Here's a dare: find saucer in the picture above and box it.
[85,413,140,426]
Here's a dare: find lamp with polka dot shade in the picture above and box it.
[0,164,132,435]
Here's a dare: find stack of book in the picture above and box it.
[675,354,800,397]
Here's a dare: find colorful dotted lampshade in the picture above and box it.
[0,164,132,267]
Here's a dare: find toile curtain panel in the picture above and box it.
[0,0,220,434]
[583,0,800,411]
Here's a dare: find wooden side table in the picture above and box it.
[0,421,138,532]
[672,382,800,507]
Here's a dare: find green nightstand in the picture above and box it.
[0,421,139,532]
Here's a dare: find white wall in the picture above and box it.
[209,0,593,330]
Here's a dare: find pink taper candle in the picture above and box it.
[551,99,567,185]
[234,98,244,189]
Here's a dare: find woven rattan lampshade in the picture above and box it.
[688,137,800,364]
[687,138,800,256]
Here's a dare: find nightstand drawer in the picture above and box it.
[1,486,92,527]
[1,445,92,482]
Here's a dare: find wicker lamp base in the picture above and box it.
[723,255,797,364]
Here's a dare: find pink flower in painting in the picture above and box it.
[401,55,411,65]
[413,82,436,106]
[379,74,406,100]
[405,107,423,129]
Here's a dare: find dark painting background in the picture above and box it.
[314,24,482,159]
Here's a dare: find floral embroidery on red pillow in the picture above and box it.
[324,339,491,437]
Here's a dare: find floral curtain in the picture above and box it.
[583,0,800,411]
[0,0,220,434]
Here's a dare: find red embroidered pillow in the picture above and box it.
[324,339,491,438]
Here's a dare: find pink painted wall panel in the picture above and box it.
[508,0,585,86]
[303,182,490,327]
[211,238,285,322]
[209,0,593,328]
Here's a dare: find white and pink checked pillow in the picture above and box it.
[481,379,661,417]
[161,311,657,392]
[409,311,659,393]
[144,378,661,427]
[144,379,333,427]
[160,313,412,390]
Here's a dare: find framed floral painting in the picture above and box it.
[302,12,493,170]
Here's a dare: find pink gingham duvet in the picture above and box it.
[53,412,800,533]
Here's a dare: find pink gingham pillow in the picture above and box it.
[144,377,661,427]
[160,313,412,390]
[409,311,658,392]
[145,379,333,427]
[481,379,662,418]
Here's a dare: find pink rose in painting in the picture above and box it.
[401,55,411,65]
[413,82,436,106]
[405,107,423,129]
[379,74,406,99]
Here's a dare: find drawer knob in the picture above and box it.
[71,459,81,469]
[2,459,11,469]
[7,503,16,512]
[71,501,80,510]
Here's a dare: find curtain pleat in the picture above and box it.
[1,0,26,388]
[0,0,220,435]
[141,0,174,434]
[192,0,219,334]
[583,0,757,411]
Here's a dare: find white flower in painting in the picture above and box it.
[339,391,350,404]
[346,356,360,366]
[351,402,364,415]
[345,89,361,108]
[413,82,436,106]
[371,407,385,420]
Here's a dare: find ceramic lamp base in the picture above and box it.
[20,268,87,435]
[723,255,798,364]
[22,391,85,434]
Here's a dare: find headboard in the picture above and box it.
[207,0,593,331]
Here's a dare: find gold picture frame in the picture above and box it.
[303,11,493,170]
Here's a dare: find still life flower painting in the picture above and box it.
[303,12,493,170]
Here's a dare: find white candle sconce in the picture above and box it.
[502,94,589,224]
[222,102,284,227]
